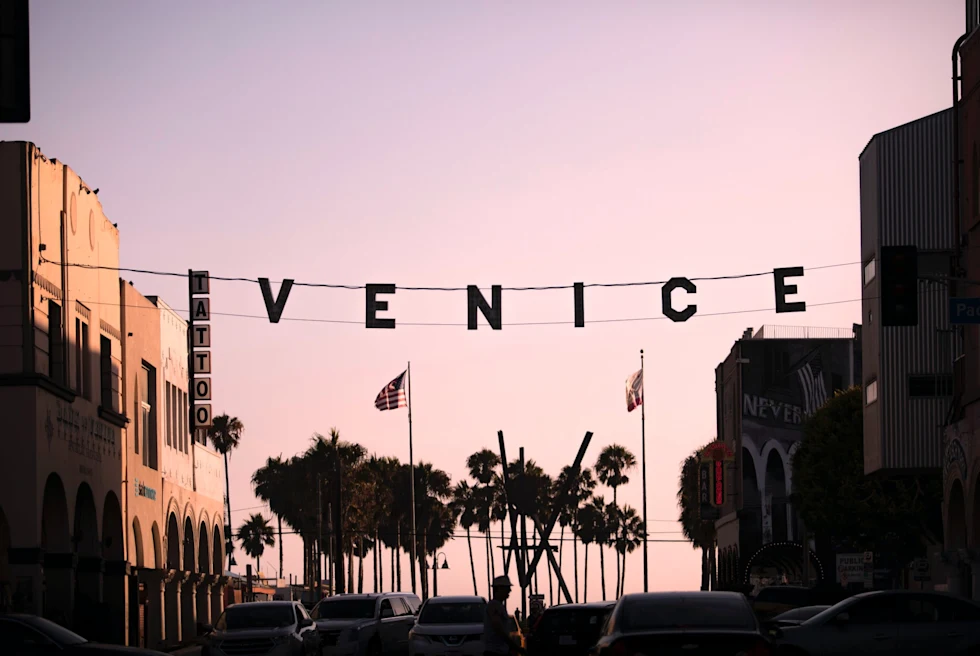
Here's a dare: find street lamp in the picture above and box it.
[431,552,449,598]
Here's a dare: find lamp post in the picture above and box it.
[430,552,449,598]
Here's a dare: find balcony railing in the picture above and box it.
[749,325,855,340]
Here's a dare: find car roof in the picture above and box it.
[622,591,746,602]
[426,595,485,603]
[545,602,615,611]
[227,600,298,609]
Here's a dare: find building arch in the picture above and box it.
[182,516,196,572]
[102,491,124,561]
[764,449,789,544]
[760,440,792,493]
[132,518,145,569]
[166,513,180,570]
[150,521,162,569]
[212,524,223,575]
[198,522,210,575]
[947,479,968,549]
[41,473,71,552]
[72,483,100,558]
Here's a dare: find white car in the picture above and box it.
[409,596,487,656]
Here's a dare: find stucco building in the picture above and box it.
[0,142,226,647]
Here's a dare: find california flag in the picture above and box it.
[626,369,643,412]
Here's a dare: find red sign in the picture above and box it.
[714,460,724,506]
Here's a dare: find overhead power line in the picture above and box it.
[39,256,859,291]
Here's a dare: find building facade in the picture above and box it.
[943,5,980,601]
[859,109,957,476]
[0,141,128,639]
[713,325,860,592]
[0,142,227,646]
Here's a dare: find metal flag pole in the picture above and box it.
[640,349,649,592]
[407,361,418,594]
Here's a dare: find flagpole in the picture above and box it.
[407,361,418,594]
[640,349,649,593]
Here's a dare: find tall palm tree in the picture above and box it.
[574,499,600,603]
[237,513,275,574]
[555,466,596,602]
[678,444,717,590]
[450,481,480,595]
[397,462,453,600]
[252,455,288,579]
[208,414,244,567]
[614,505,645,597]
[362,456,400,592]
[508,458,552,596]
[466,448,503,582]
[596,499,615,600]
[595,445,637,594]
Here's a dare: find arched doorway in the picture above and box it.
[764,450,788,544]
[947,480,970,598]
[41,473,71,624]
[741,448,761,549]
[132,519,145,569]
[102,492,125,644]
[72,483,101,638]
[164,513,181,646]
[150,522,162,570]
[181,517,197,640]
[743,541,824,591]
[211,524,224,620]
[197,522,211,625]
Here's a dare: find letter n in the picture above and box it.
[467,285,502,330]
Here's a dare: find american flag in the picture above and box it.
[796,353,828,416]
[375,370,408,411]
[626,369,643,412]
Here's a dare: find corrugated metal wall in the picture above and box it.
[864,109,955,472]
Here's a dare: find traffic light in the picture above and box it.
[0,0,30,123]
[880,245,918,326]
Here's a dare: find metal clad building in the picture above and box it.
[860,109,956,474]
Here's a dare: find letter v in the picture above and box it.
[259,278,294,323]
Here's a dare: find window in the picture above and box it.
[866,379,878,405]
[908,374,953,398]
[48,300,64,384]
[100,336,114,410]
[74,318,91,399]
[165,382,173,447]
[139,362,158,469]
[380,600,394,618]
[864,258,876,285]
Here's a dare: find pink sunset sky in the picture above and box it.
[1,0,964,596]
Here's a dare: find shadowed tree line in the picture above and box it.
[241,434,647,602]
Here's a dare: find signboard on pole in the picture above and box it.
[190,270,213,430]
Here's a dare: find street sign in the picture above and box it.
[912,557,931,582]
[950,297,980,324]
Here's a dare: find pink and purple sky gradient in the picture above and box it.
[2,0,964,596]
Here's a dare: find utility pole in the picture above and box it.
[333,456,345,594]
[327,503,334,595]
[519,447,529,622]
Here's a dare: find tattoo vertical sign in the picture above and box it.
[189,270,213,433]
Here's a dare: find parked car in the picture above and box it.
[526,601,615,656]
[751,586,825,622]
[589,591,772,656]
[409,595,486,655]
[202,601,320,656]
[761,605,831,636]
[772,590,980,656]
[0,613,168,656]
[311,592,421,656]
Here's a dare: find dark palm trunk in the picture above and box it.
[573,526,580,603]
[376,528,382,592]
[583,544,589,602]
[223,451,232,568]
[397,524,404,591]
[620,550,627,597]
[485,532,492,596]
[701,547,709,591]
[613,487,620,593]
[358,536,364,593]
[390,541,396,591]
[277,516,283,580]
[599,543,607,600]
[466,527,478,595]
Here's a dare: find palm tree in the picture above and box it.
[450,481,480,595]
[554,465,596,603]
[466,449,502,589]
[595,445,637,594]
[508,458,552,597]
[397,462,453,599]
[574,499,600,602]
[678,444,717,590]
[614,506,645,597]
[238,513,275,574]
[252,455,289,580]
[596,499,615,600]
[208,414,244,567]
[362,456,400,592]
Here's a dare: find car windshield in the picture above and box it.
[216,604,296,630]
[313,599,377,620]
[21,616,88,646]
[419,601,486,624]
[772,605,830,622]
[622,596,757,631]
